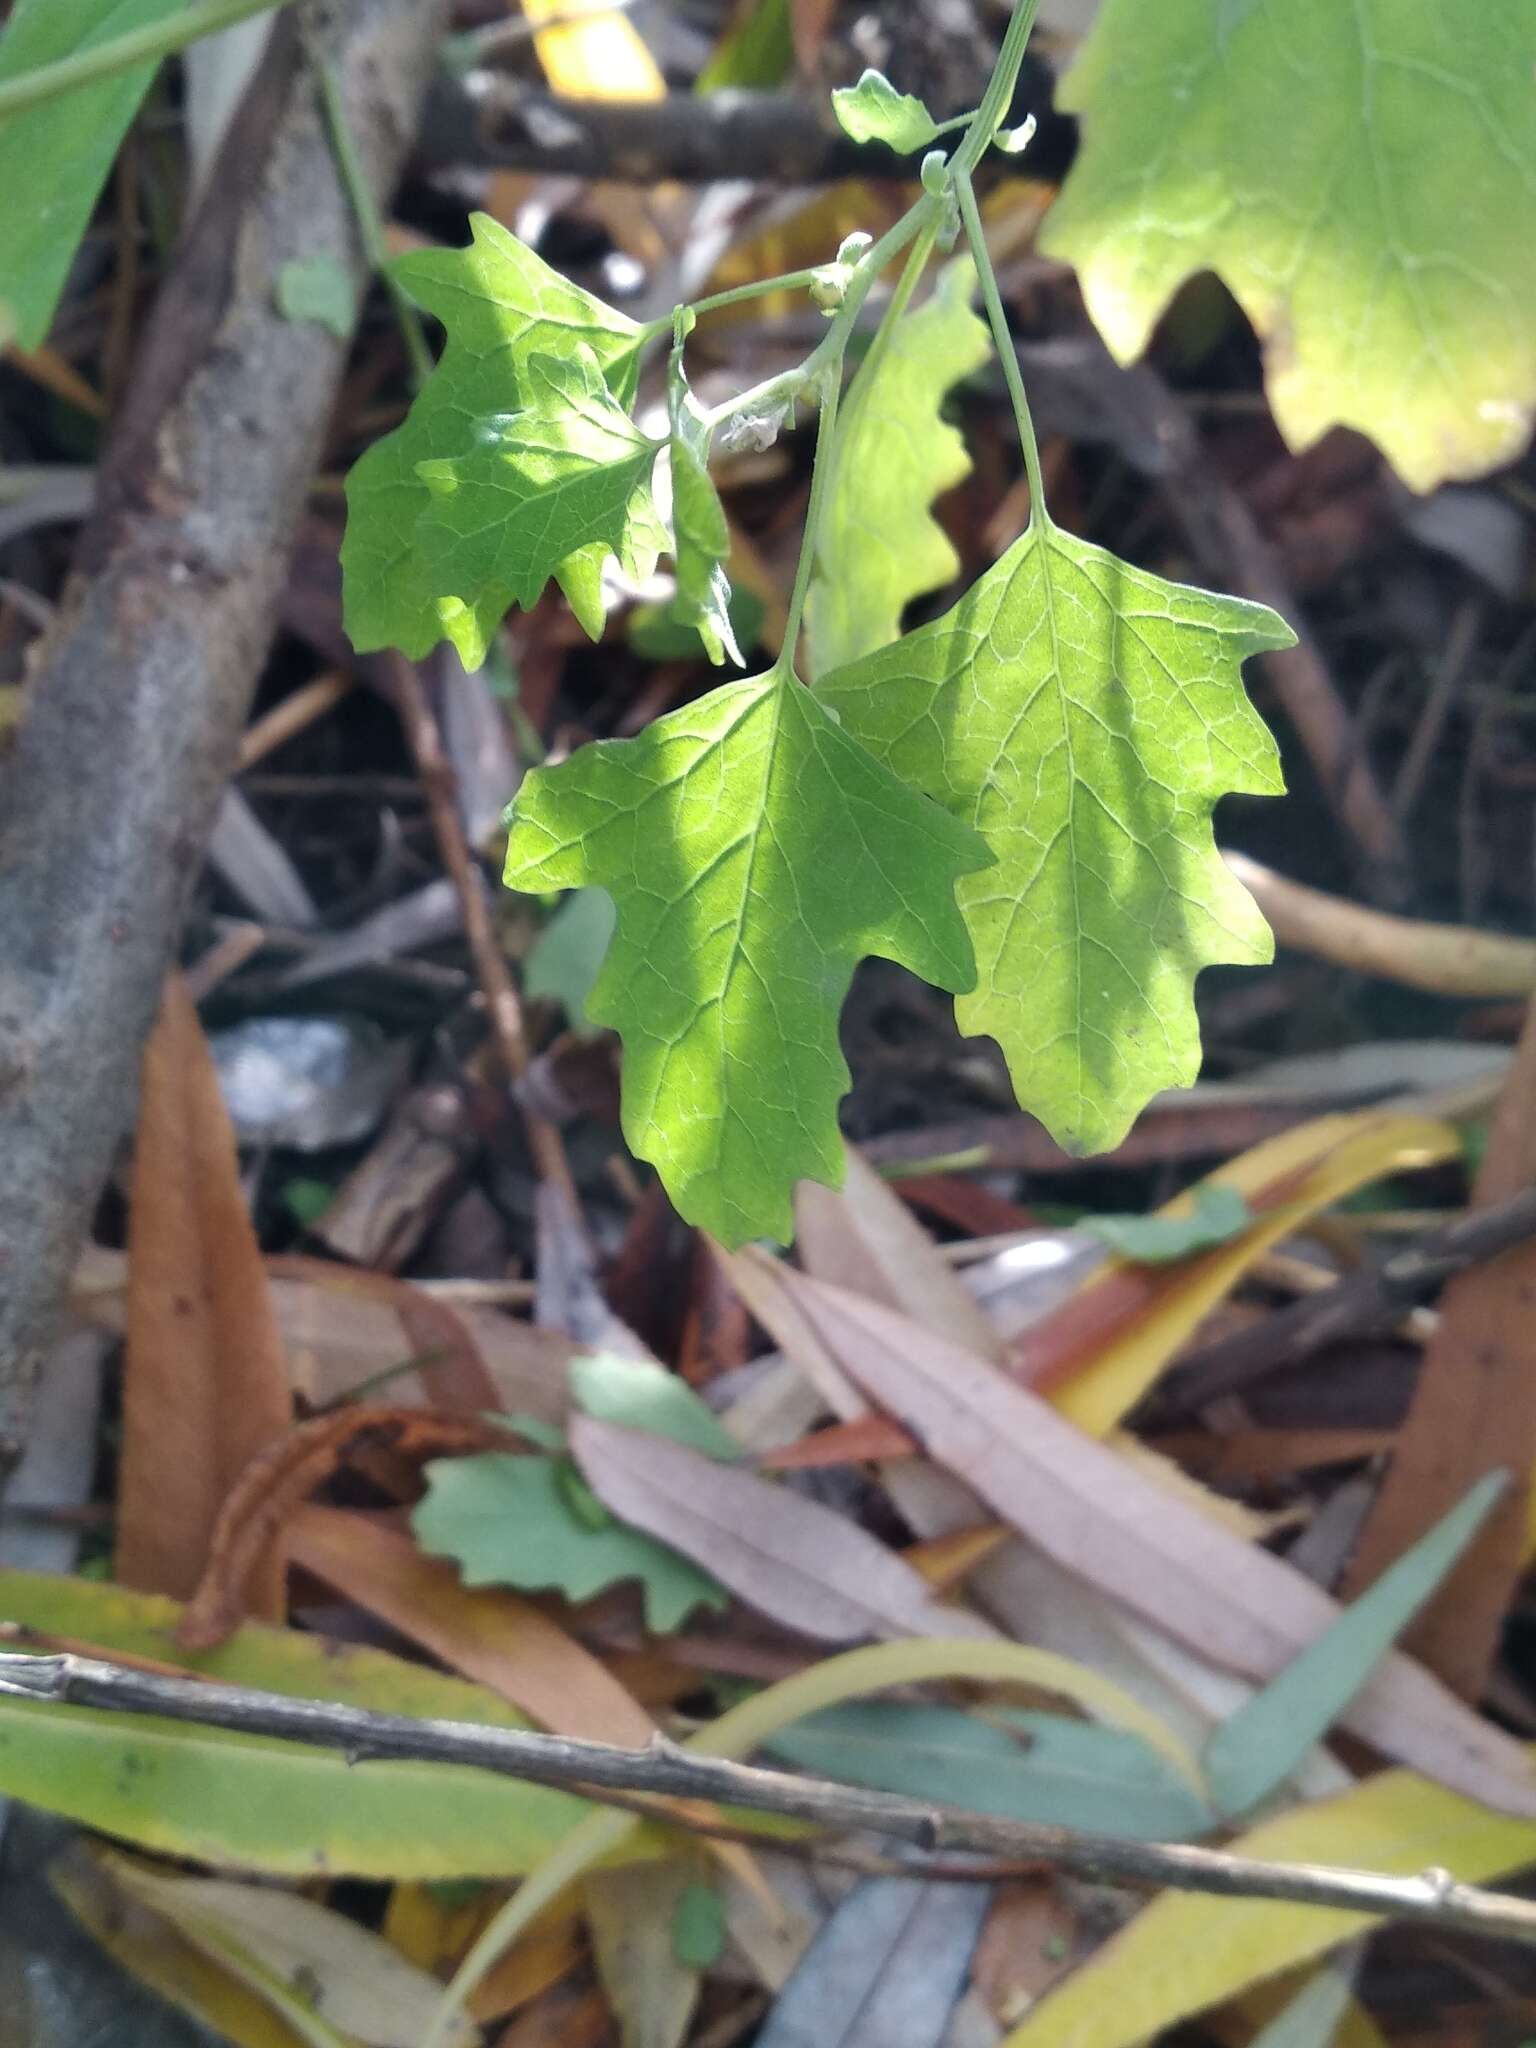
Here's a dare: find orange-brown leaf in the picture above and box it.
[119,975,292,1613]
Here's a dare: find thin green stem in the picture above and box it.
[681,268,826,323]
[0,0,292,123]
[773,363,842,675]
[955,166,1050,530]
[308,36,433,390]
[949,0,1043,177]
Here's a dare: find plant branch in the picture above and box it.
[4,1649,1536,1942]
[1147,1183,1536,1422]
[0,0,292,122]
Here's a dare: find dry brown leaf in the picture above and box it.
[288,1504,653,1746]
[970,1881,1085,2029]
[783,1272,1536,1815]
[1340,994,1536,1696]
[119,974,292,1612]
[569,1416,996,1645]
[584,1857,701,2048]
[494,1980,610,2048]
[177,1406,496,1649]
[795,1149,1005,1366]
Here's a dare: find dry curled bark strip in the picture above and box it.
[0,0,450,1474]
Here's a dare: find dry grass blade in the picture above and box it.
[781,1273,1536,1814]
[118,974,293,1614]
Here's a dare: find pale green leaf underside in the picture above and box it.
[416,346,659,639]
[807,258,990,680]
[341,214,644,664]
[1042,0,1536,492]
[0,0,181,348]
[668,352,742,667]
[831,68,940,153]
[818,523,1291,1155]
[503,670,990,1243]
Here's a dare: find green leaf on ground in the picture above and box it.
[502,670,990,1243]
[1041,0,1536,491]
[341,213,645,661]
[806,258,990,680]
[0,1568,584,1875]
[412,1451,729,1632]
[1083,1184,1251,1264]
[0,0,184,349]
[818,524,1290,1156]
[671,1882,728,1969]
[667,345,742,667]
[1204,1471,1508,1820]
[831,68,940,153]
[570,1352,743,1461]
[414,344,660,657]
[523,886,616,1025]
[276,255,354,339]
[763,1700,1212,1841]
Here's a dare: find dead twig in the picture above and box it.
[5,1648,1536,1945]
[0,0,450,1474]
[1146,1183,1536,1422]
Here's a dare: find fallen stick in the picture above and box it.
[4,1647,1536,1946]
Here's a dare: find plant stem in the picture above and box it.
[678,268,826,324]
[307,35,432,389]
[773,363,842,673]
[0,0,292,122]
[955,166,1051,530]
[949,0,1043,178]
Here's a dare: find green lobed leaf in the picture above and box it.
[763,1699,1213,1841]
[0,1568,585,1876]
[1040,0,1536,492]
[570,1352,743,1461]
[341,213,646,662]
[502,669,990,1243]
[414,344,660,649]
[1082,1183,1252,1264]
[818,524,1291,1155]
[667,345,742,667]
[411,1451,729,1632]
[806,259,990,680]
[1204,1471,1508,1821]
[0,0,183,349]
[830,67,940,153]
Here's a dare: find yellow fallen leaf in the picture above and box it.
[1055,1110,1459,1438]
[1002,1762,1536,2048]
[518,0,663,100]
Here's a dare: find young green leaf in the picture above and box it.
[570,1351,742,1461]
[412,1451,728,1633]
[502,670,990,1243]
[0,0,183,349]
[831,67,940,153]
[1042,0,1536,492]
[667,348,742,667]
[806,258,990,680]
[1203,1471,1508,1821]
[276,255,354,339]
[671,1882,727,1970]
[341,213,645,661]
[818,526,1292,1155]
[1082,1183,1251,1264]
[414,345,660,656]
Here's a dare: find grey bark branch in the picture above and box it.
[0,0,450,1469]
[4,1648,1536,1946]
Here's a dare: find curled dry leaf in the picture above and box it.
[178,1408,499,1650]
[783,1273,1536,1817]
[569,1416,996,1645]
[120,975,293,1612]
